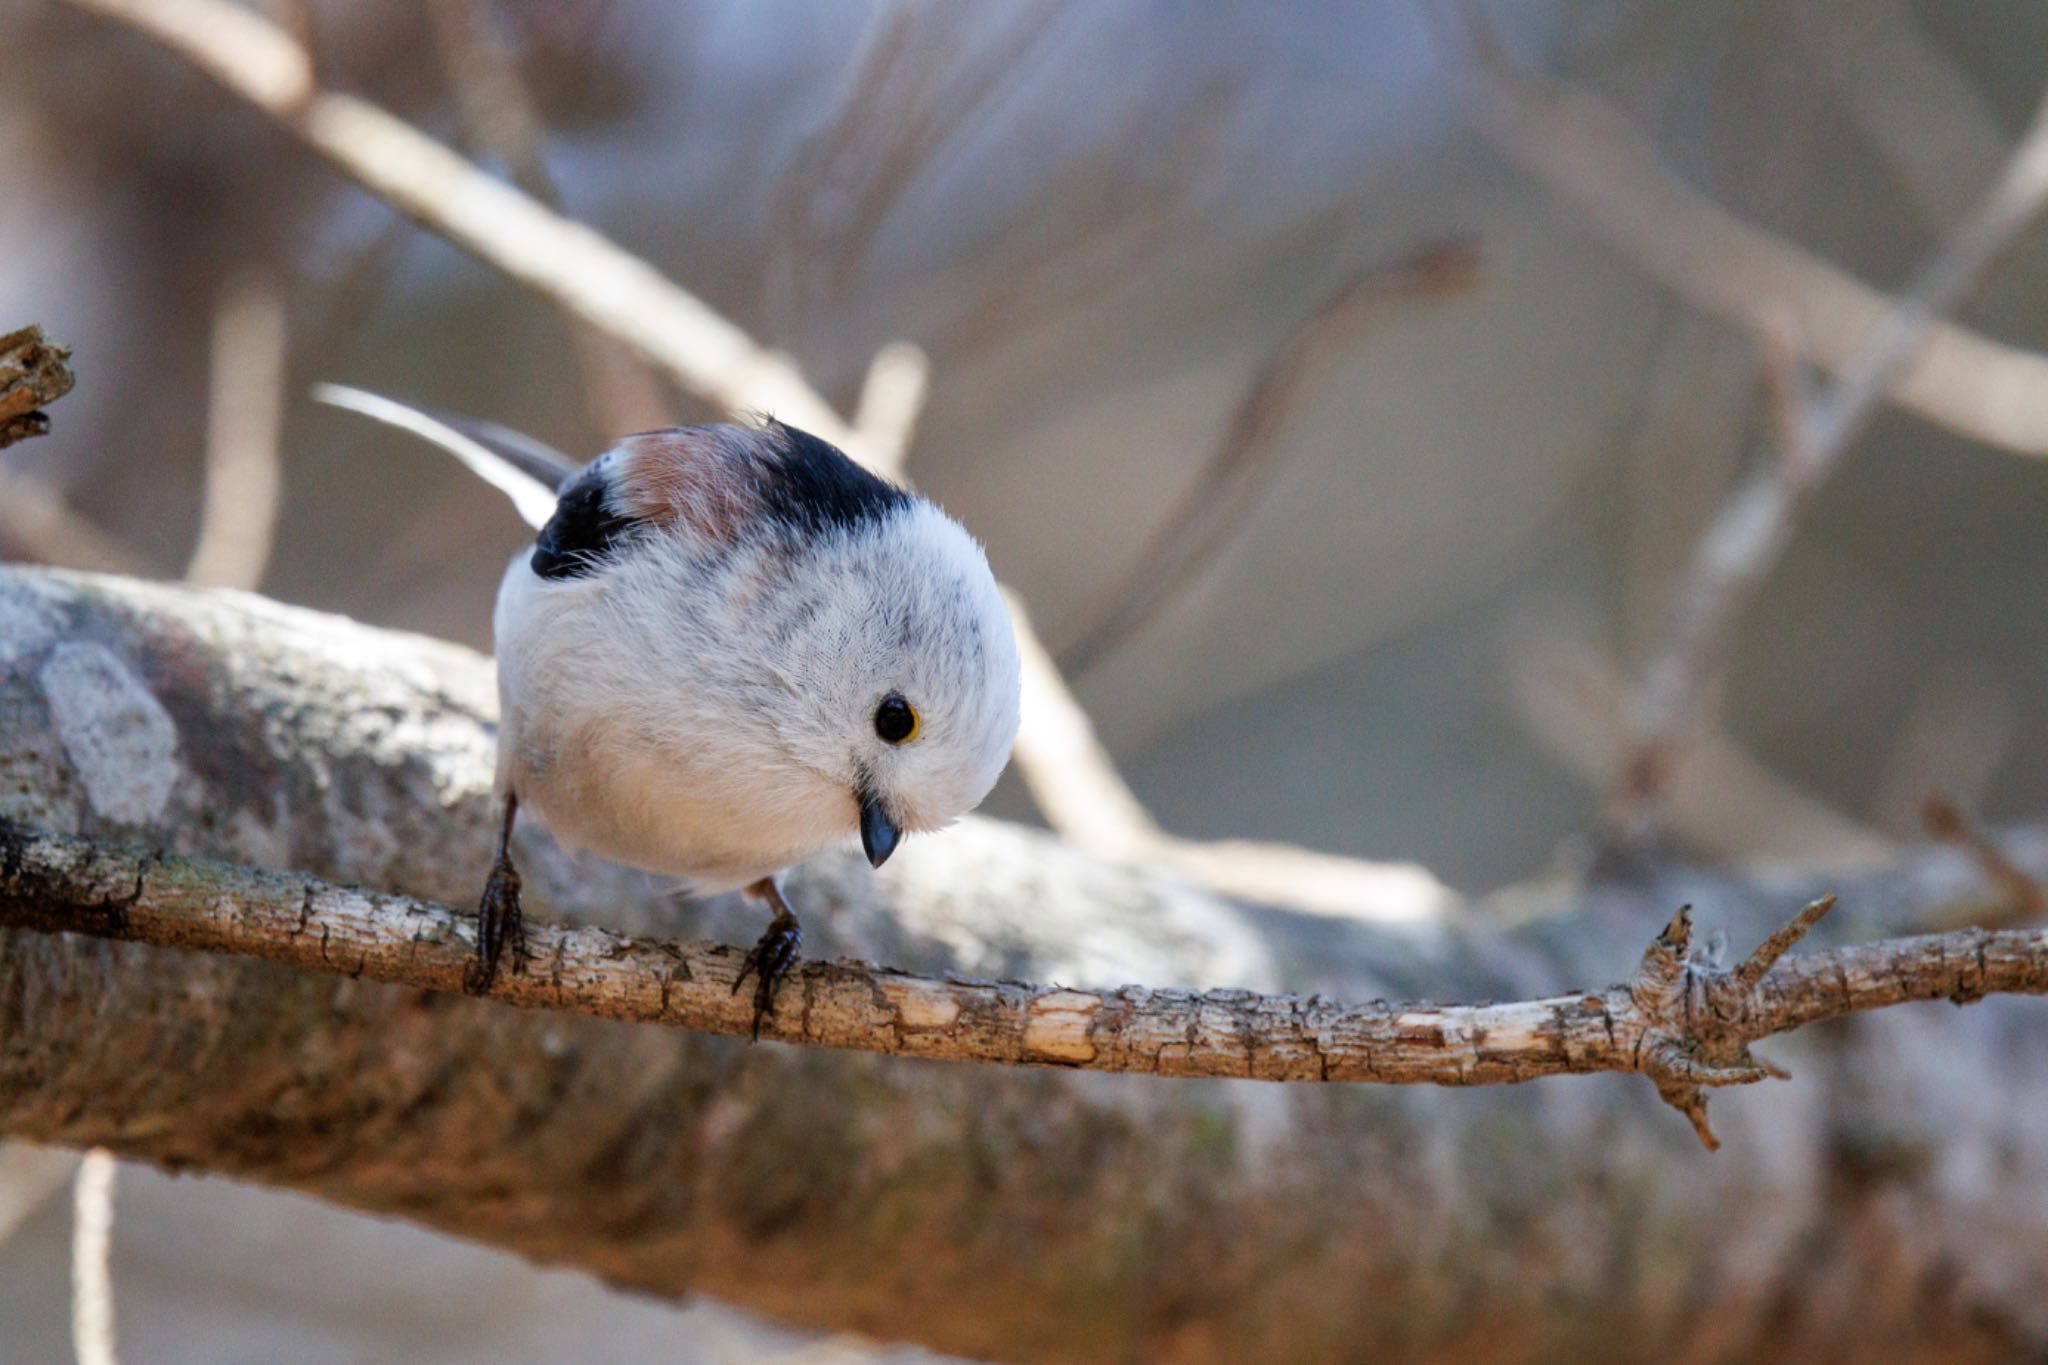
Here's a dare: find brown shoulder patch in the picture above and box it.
[610,428,761,544]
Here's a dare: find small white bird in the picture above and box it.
[315,385,1022,1031]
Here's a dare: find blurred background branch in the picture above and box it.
[183,272,286,591]
[1426,0,2048,461]
[1608,69,2048,839]
[423,0,673,437]
[1061,237,1482,676]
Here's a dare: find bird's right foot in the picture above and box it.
[465,856,524,995]
[734,879,803,1040]
[732,910,801,1040]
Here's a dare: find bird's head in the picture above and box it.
[762,495,1021,867]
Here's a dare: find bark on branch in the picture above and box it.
[0,325,75,450]
[7,822,2047,1152]
[8,567,2048,1360]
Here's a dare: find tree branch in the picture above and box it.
[7,818,2048,1150]
[67,0,863,457]
[0,324,75,450]
[1059,237,1481,675]
[1611,72,2048,829]
[11,567,2048,1357]
[184,271,287,591]
[1424,2,2048,461]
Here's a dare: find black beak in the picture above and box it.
[859,791,901,869]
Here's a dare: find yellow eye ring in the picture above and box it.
[874,693,919,744]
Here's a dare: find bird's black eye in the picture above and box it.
[874,693,920,744]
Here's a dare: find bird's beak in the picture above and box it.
[859,790,901,869]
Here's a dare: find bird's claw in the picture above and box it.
[465,857,524,995]
[733,912,802,1040]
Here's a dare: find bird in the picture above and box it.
[314,385,1022,1034]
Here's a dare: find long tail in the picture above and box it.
[312,383,573,530]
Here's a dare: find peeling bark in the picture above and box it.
[4,568,2048,1362]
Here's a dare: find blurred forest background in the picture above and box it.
[4,0,2048,1360]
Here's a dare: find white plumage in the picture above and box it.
[318,386,1022,1019]
[493,493,1019,891]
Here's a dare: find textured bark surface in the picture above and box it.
[5,567,2048,1361]
[8,824,2048,1138]
[0,325,74,448]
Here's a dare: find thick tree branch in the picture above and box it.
[6,822,2047,1149]
[10,568,2048,1358]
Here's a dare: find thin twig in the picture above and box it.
[851,340,930,480]
[0,328,147,574]
[70,1148,117,1365]
[4,821,2046,1149]
[1505,626,1892,865]
[1061,238,1481,674]
[185,272,287,591]
[1611,75,2048,831]
[1923,796,2048,928]
[63,0,865,458]
[423,0,673,436]
[1425,0,2048,461]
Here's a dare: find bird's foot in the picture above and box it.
[464,857,525,995]
[732,908,802,1040]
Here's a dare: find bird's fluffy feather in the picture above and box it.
[317,384,1021,892]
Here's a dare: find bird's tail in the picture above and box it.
[312,383,574,530]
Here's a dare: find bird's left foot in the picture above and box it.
[734,880,802,1040]
[464,855,525,995]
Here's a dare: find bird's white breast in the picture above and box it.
[489,548,857,892]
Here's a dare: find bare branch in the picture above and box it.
[0,325,149,575]
[69,1149,117,1365]
[1425,2,2048,461]
[13,568,2048,1351]
[851,340,930,480]
[424,0,673,436]
[64,0,864,458]
[185,272,287,591]
[3,819,2044,1141]
[1061,238,1481,674]
[1611,73,2048,830]
[0,324,75,450]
